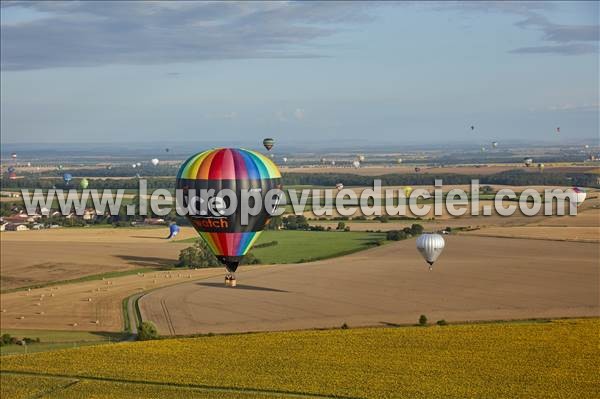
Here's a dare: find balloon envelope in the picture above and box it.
[167,224,180,239]
[352,160,360,168]
[63,173,73,183]
[416,233,445,267]
[263,138,274,151]
[570,187,586,207]
[151,158,159,166]
[80,178,89,189]
[336,183,344,190]
[176,148,282,272]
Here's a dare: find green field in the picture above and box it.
[1,319,597,398]
[178,230,386,264]
[0,330,125,356]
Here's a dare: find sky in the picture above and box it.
[1,1,598,146]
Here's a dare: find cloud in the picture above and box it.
[547,103,600,112]
[511,43,598,55]
[432,1,599,56]
[0,1,381,70]
[294,108,305,120]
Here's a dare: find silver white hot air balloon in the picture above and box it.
[282,157,288,163]
[416,233,446,270]
[352,160,361,168]
[151,158,159,166]
[358,155,365,162]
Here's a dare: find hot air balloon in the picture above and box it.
[320,157,327,164]
[414,167,421,173]
[336,183,344,190]
[263,138,275,151]
[11,152,17,159]
[80,178,89,189]
[63,173,73,184]
[556,127,560,134]
[167,223,180,239]
[136,162,142,167]
[132,164,137,168]
[584,144,589,149]
[523,158,533,167]
[492,141,498,148]
[569,187,586,207]
[416,233,445,270]
[352,160,361,168]
[151,158,159,166]
[165,148,170,153]
[331,160,336,166]
[404,186,413,198]
[397,158,403,164]
[481,146,486,152]
[106,164,113,170]
[282,157,288,163]
[470,125,475,131]
[538,163,545,172]
[26,162,31,167]
[358,155,365,162]
[176,148,282,286]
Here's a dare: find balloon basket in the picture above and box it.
[225,276,237,287]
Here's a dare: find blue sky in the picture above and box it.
[1,1,598,145]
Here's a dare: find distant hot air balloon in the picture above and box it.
[352,160,361,168]
[538,163,545,172]
[132,164,137,168]
[569,187,586,207]
[358,155,365,162]
[165,148,170,153]
[335,183,344,190]
[136,162,142,167]
[492,141,499,148]
[556,127,560,134]
[63,173,73,184]
[167,223,180,239]
[263,138,275,151]
[481,146,486,152]
[151,158,159,166]
[414,167,422,173]
[584,144,589,150]
[282,157,288,163]
[404,186,413,198]
[331,160,336,166]
[523,158,533,167]
[470,125,475,131]
[397,158,403,164]
[176,148,282,285]
[80,178,89,189]
[106,164,113,170]
[416,233,445,270]
[26,162,31,167]
[11,153,17,159]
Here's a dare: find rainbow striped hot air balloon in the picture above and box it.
[176,148,282,283]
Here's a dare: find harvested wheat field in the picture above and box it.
[140,235,598,336]
[0,265,274,332]
[0,227,197,291]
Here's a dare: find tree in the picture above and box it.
[386,230,407,241]
[418,314,428,326]
[336,222,346,230]
[177,239,219,268]
[410,224,424,235]
[137,321,159,341]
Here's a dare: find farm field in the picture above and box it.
[282,164,600,176]
[140,235,598,336]
[1,319,598,399]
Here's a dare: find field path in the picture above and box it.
[140,236,599,335]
